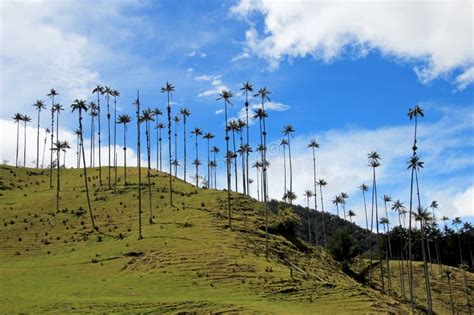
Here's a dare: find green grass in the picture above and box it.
[1,165,409,313]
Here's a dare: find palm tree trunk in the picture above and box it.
[231,129,238,192]
[136,92,143,239]
[261,100,269,260]
[256,166,260,202]
[123,124,127,185]
[287,134,293,196]
[174,120,178,177]
[311,147,318,246]
[384,201,393,294]
[42,132,47,168]
[207,139,211,187]
[23,121,27,167]
[307,197,311,243]
[319,185,327,247]
[245,95,250,196]
[78,110,96,231]
[362,191,369,230]
[15,122,19,167]
[107,96,111,189]
[167,93,173,206]
[447,276,455,315]
[146,121,152,224]
[282,146,287,197]
[50,108,54,187]
[183,117,187,182]
[213,151,217,189]
[240,133,245,194]
[36,110,40,168]
[195,136,199,187]
[113,96,117,188]
[407,165,416,311]
[56,147,60,212]
[90,115,94,168]
[156,123,159,170]
[224,101,231,228]
[97,92,102,185]
[419,219,433,314]
[398,213,406,302]
[159,128,162,172]
[373,169,385,292]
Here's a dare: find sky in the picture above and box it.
[0,0,473,229]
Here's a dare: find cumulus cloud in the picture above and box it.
[231,0,474,88]
[197,75,230,98]
[230,101,290,125]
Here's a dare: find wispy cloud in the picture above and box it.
[187,50,207,58]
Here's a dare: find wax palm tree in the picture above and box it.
[191,127,203,187]
[317,179,328,247]
[413,206,433,314]
[92,85,104,184]
[429,200,442,272]
[255,87,271,258]
[407,154,424,308]
[217,90,233,228]
[348,210,356,223]
[156,122,165,171]
[152,108,163,170]
[304,190,314,243]
[240,81,253,194]
[89,103,98,167]
[380,215,392,294]
[280,138,288,197]
[51,140,69,212]
[458,262,472,314]
[283,125,295,201]
[21,114,32,167]
[192,159,201,186]
[238,143,252,193]
[117,114,131,184]
[173,116,180,177]
[332,195,342,217]
[286,191,297,204]
[359,184,369,230]
[253,109,267,199]
[209,160,217,188]
[211,146,220,189]
[308,139,320,242]
[180,108,191,181]
[47,89,58,186]
[368,151,384,291]
[392,199,406,301]
[133,92,143,238]
[161,82,175,206]
[71,99,96,231]
[228,120,239,191]
[41,128,50,168]
[383,194,393,293]
[252,161,261,201]
[103,86,113,189]
[61,140,70,167]
[203,132,215,186]
[12,113,22,167]
[33,100,46,168]
[52,103,64,167]
[340,192,349,220]
[407,104,424,310]
[140,109,155,224]
[236,119,247,193]
[111,89,120,187]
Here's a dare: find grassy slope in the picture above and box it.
[1,165,409,313]
[352,258,474,314]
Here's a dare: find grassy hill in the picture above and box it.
[0,165,467,313]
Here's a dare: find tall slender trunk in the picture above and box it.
[224,101,231,228]
[447,276,455,315]
[97,92,102,185]
[123,124,127,185]
[362,190,369,230]
[261,98,269,260]
[384,200,393,294]
[213,151,217,189]
[36,110,41,168]
[107,95,111,189]
[113,96,117,188]
[146,121,153,224]
[56,146,60,211]
[287,134,293,196]
[307,197,311,243]
[398,213,406,302]
[79,110,96,231]
[42,132,47,168]
[311,147,318,246]
[282,145,287,197]
[174,120,178,177]
[136,91,143,239]
[240,133,245,194]
[256,166,260,202]
[23,121,27,167]
[207,139,211,187]
[90,115,94,168]
[15,122,19,167]
[373,168,385,292]
[195,136,199,187]
[245,94,250,196]
[159,128,162,172]
[156,123,159,170]
[50,107,54,188]
[231,129,238,192]
[319,185,327,247]
[183,117,187,182]
[167,93,173,206]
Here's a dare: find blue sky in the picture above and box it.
[1,0,473,227]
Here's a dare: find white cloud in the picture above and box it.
[187,50,207,58]
[234,101,290,125]
[197,75,229,98]
[231,50,251,62]
[231,0,474,88]
[454,66,474,91]
[215,109,224,115]
[195,75,214,81]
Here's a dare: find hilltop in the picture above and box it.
[0,165,468,313]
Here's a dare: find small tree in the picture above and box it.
[329,229,359,271]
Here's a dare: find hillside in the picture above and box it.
[0,165,439,313]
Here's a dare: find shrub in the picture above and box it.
[328,229,359,267]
